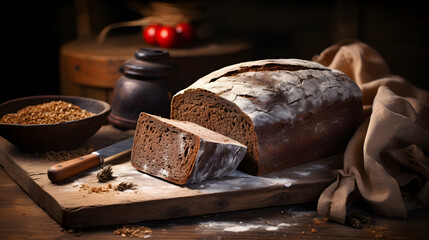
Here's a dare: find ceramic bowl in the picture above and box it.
[0,95,111,152]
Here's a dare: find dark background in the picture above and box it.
[1,0,428,103]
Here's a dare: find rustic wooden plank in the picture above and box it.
[59,36,252,101]
[0,125,342,228]
[2,162,429,239]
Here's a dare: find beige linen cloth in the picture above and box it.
[312,40,429,223]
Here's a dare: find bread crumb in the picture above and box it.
[113,225,152,238]
[312,217,328,225]
[365,225,389,238]
[77,182,137,195]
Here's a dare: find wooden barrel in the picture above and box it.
[60,34,251,103]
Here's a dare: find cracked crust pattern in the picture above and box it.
[171,59,362,175]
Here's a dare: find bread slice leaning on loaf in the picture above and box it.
[171,59,362,175]
[131,112,247,185]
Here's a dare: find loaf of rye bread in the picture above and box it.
[131,112,247,185]
[171,59,362,175]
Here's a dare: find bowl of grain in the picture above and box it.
[0,95,111,152]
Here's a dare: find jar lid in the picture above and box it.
[121,49,178,79]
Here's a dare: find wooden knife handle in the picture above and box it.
[47,153,102,183]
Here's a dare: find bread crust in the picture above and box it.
[171,59,362,175]
[131,113,247,185]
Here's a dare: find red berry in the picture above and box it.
[156,26,178,48]
[175,22,194,45]
[143,24,160,45]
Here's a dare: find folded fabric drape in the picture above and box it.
[312,40,429,224]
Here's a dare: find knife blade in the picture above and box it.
[47,137,134,183]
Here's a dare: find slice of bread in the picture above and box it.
[131,112,247,185]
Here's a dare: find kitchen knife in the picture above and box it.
[47,137,134,183]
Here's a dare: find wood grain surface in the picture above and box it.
[1,164,428,240]
[0,125,345,228]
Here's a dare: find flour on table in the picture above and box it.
[187,170,296,193]
[199,221,297,233]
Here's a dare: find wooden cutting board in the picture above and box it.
[0,125,342,228]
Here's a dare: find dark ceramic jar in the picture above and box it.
[108,49,178,129]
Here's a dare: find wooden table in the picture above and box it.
[1,165,428,240]
[60,35,252,103]
[1,126,428,239]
